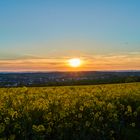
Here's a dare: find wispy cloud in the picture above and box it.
[82,52,140,70]
[0,52,139,71]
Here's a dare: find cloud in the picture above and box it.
[0,52,139,71]
[82,52,140,70]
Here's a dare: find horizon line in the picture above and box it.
[0,70,140,73]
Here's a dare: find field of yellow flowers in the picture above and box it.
[0,83,140,140]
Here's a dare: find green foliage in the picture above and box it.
[0,83,140,140]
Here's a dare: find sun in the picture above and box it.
[68,58,81,68]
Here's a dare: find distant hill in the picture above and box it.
[0,71,140,87]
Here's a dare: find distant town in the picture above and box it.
[0,71,140,87]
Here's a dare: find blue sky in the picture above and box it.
[0,0,140,71]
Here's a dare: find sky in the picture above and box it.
[0,0,140,71]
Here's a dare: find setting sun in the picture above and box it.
[68,58,81,68]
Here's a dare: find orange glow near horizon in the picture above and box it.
[0,53,140,72]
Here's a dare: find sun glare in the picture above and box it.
[69,58,81,68]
